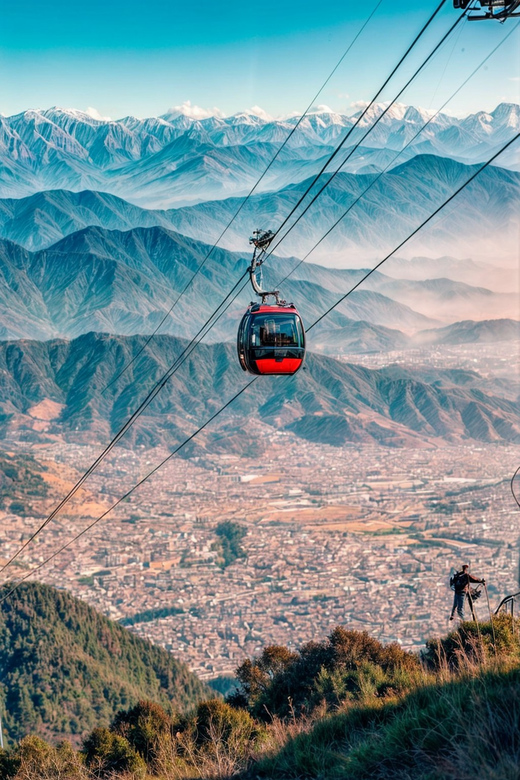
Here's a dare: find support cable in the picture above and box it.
[0,378,258,604]
[101,0,384,392]
[2,130,517,605]
[276,18,519,287]
[0,268,249,575]
[304,133,519,333]
[511,465,520,509]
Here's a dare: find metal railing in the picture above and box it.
[494,591,520,617]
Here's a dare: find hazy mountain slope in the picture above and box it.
[157,156,520,260]
[0,333,518,449]
[2,151,518,260]
[314,317,520,357]
[0,189,173,250]
[366,276,519,322]
[0,581,210,743]
[0,227,449,341]
[413,318,520,346]
[382,256,516,293]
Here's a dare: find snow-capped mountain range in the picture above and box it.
[1,102,519,207]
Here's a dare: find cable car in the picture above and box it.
[237,229,306,376]
[237,302,305,375]
[454,0,520,20]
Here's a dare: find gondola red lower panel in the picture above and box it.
[255,358,303,375]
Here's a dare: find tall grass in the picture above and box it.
[248,618,520,780]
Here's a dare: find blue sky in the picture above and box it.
[1,0,518,119]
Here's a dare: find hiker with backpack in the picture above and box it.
[450,564,485,621]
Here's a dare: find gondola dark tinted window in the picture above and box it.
[250,315,304,348]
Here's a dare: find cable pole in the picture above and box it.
[484,583,497,653]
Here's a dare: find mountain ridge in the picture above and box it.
[0,225,452,342]
[2,102,519,206]
[0,332,518,450]
[1,152,518,258]
[0,222,516,344]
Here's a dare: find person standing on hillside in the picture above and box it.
[449,564,485,621]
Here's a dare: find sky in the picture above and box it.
[1,0,519,119]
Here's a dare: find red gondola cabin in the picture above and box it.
[237,302,305,376]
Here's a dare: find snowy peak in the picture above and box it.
[1,102,518,205]
[491,102,520,129]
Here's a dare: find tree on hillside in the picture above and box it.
[232,626,420,719]
[83,728,145,778]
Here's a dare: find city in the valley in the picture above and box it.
[2,418,517,680]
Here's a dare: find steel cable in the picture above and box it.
[275,20,520,288]
[101,0,384,392]
[2,130,517,604]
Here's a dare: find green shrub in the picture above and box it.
[82,727,145,778]
[175,697,261,774]
[0,746,20,779]
[194,699,257,750]
[234,626,420,720]
[111,700,173,766]
[0,736,85,779]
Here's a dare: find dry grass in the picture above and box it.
[246,622,520,780]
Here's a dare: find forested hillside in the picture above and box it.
[0,582,211,743]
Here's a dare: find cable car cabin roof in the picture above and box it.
[248,303,299,314]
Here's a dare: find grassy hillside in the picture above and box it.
[0,453,49,514]
[0,582,211,744]
[248,616,520,779]
[250,664,520,779]
[1,614,519,779]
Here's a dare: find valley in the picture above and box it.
[0,97,518,717]
[0,335,518,681]
[1,435,517,680]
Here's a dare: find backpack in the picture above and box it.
[450,571,463,591]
